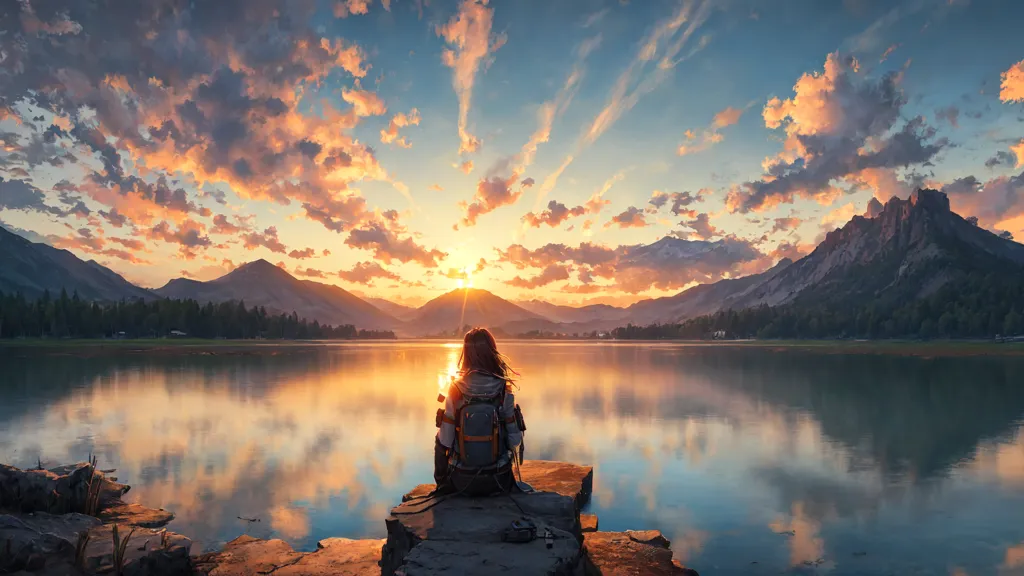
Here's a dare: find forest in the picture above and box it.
[611,271,1024,340]
[0,290,396,340]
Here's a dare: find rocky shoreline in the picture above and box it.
[0,460,698,575]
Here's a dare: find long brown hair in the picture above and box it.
[458,327,518,382]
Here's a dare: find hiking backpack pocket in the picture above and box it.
[457,401,502,469]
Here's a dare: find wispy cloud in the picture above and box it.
[437,0,505,155]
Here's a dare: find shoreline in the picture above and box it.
[2,337,1024,357]
[1,460,698,575]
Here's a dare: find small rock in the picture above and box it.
[625,530,671,549]
[99,502,175,528]
[581,514,599,533]
[584,531,699,576]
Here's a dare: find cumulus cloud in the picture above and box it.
[294,267,328,279]
[986,150,1017,169]
[1001,60,1024,103]
[770,217,802,234]
[647,190,706,215]
[437,0,505,155]
[820,202,858,229]
[288,247,317,259]
[342,86,387,117]
[0,0,401,244]
[242,226,288,254]
[428,184,444,192]
[457,160,475,174]
[147,219,211,259]
[210,214,248,235]
[520,195,606,229]
[334,0,371,18]
[458,173,524,228]
[1013,140,1024,169]
[726,53,945,213]
[337,261,402,285]
[506,264,572,289]
[345,220,446,266]
[605,206,648,229]
[944,169,1024,235]
[497,235,766,293]
[380,109,421,148]
[679,213,721,240]
[0,177,62,215]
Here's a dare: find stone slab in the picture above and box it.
[384,490,581,575]
[581,514,599,533]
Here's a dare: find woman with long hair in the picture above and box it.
[435,327,525,496]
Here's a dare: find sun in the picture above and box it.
[455,267,474,289]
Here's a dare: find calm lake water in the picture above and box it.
[1,342,1023,575]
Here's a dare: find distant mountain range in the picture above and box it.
[3,189,1022,337]
[154,259,402,330]
[0,225,152,302]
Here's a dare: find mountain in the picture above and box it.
[729,189,1024,311]
[514,299,629,324]
[155,260,402,330]
[406,288,544,336]
[625,258,794,326]
[0,225,154,301]
[363,297,417,321]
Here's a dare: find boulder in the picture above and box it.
[82,523,192,576]
[192,534,383,576]
[0,512,100,572]
[0,512,190,575]
[583,531,699,576]
[0,462,126,516]
[402,460,593,507]
[581,514,599,533]
[383,490,581,576]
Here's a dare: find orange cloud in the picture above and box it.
[337,261,402,285]
[712,106,743,128]
[605,206,648,229]
[1012,139,1024,168]
[342,86,387,117]
[1001,59,1024,103]
[437,0,504,155]
[522,200,587,228]
[334,0,370,18]
[380,108,421,148]
[458,174,523,228]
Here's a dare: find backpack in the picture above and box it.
[452,389,507,470]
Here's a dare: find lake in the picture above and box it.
[1,342,1023,575]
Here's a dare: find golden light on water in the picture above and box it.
[437,349,459,394]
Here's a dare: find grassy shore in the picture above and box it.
[2,337,1023,357]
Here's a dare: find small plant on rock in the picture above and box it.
[111,524,136,576]
[74,531,91,571]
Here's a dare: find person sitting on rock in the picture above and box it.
[435,327,525,496]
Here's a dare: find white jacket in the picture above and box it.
[436,372,523,465]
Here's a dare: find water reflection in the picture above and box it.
[1,343,1023,575]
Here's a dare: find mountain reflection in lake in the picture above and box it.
[1,342,1023,575]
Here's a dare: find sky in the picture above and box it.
[1,0,1023,308]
